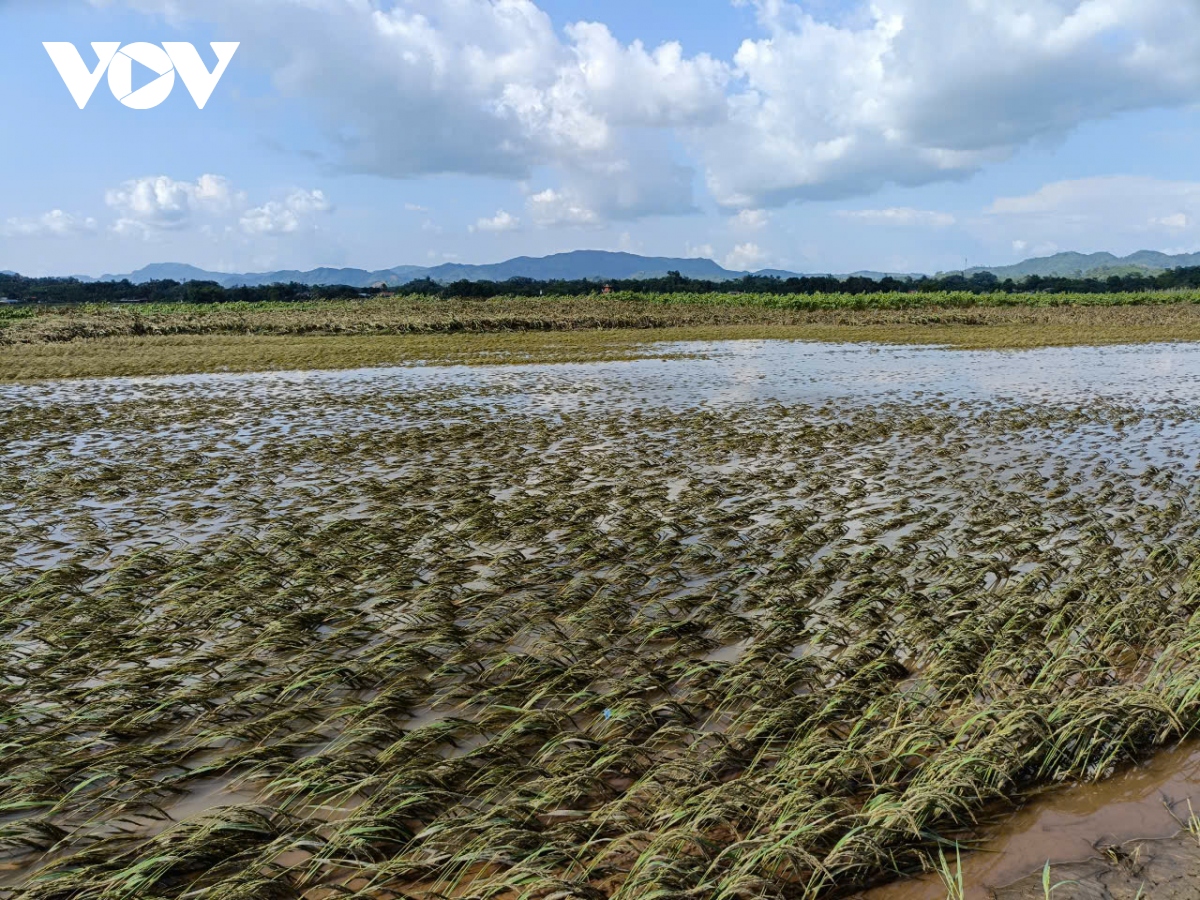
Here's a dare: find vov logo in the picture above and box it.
[43,42,240,110]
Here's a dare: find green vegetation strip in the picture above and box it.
[2,376,1200,898]
[8,294,1200,380]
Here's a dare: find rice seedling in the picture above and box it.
[1176,799,1200,847]
[3,349,1200,899]
[937,845,964,900]
[1041,861,1076,899]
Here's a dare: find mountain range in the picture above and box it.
[9,249,1200,288]
[962,250,1200,280]
[90,252,767,289]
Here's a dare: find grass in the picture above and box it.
[4,356,1200,899]
[10,293,1200,380]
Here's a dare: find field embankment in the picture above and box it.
[7,291,1200,379]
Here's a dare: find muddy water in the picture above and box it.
[162,776,260,823]
[862,742,1200,900]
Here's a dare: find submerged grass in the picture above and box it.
[5,362,1200,899]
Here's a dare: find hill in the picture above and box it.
[94,251,775,288]
[966,250,1200,280]
[16,248,1200,288]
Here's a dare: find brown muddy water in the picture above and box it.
[861,741,1200,899]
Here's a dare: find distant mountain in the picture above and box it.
[217,268,399,288]
[0,270,16,276]
[966,250,1200,280]
[847,270,921,280]
[97,251,790,288]
[18,248,1200,288]
[103,263,231,284]
[415,251,742,283]
[758,268,918,280]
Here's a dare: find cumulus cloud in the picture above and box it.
[695,0,1200,207]
[976,176,1200,255]
[240,189,332,236]
[110,0,722,219]
[95,175,334,239]
[470,209,521,233]
[107,0,1200,219]
[731,209,770,231]
[106,174,241,234]
[838,207,956,227]
[2,210,98,238]
[724,242,767,271]
[1153,213,1191,231]
[526,189,600,228]
[562,21,729,128]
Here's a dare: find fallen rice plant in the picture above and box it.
[2,357,1200,899]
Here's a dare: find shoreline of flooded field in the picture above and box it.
[858,741,1200,900]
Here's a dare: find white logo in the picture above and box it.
[43,42,240,110]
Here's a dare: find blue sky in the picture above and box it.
[4,0,1200,277]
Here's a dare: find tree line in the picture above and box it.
[0,275,378,305]
[399,266,1200,297]
[7,265,1200,305]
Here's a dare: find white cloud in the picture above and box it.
[106,174,242,234]
[838,207,956,227]
[114,0,723,222]
[724,242,767,271]
[694,0,1200,208]
[470,209,521,233]
[526,189,600,228]
[561,21,729,128]
[1153,213,1190,231]
[686,242,716,258]
[240,189,332,236]
[283,189,331,216]
[565,152,698,220]
[731,209,769,231]
[100,176,332,240]
[976,176,1200,255]
[404,203,430,213]
[106,0,1200,221]
[988,176,1200,221]
[2,210,98,238]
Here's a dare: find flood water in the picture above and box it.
[5,339,1200,411]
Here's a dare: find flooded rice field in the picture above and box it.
[6,340,1200,898]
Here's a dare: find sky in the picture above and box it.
[4,0,1200,277]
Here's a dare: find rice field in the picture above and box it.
[6,342,1200,899]
[13,294,1200,381]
